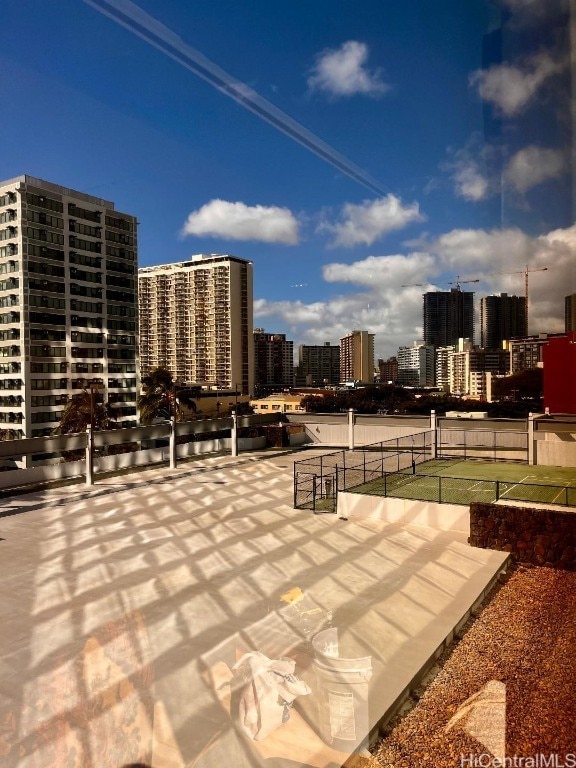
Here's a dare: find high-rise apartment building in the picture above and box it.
[503,333,567,374]
[0,175,138,439]
[138,255,254,394]
[397,342,435,387]
[340,330,375,384]
[435,345,455,391]
[294,342,340,387]
[480,293,526,348]
[423,289,474,347]
[449,339,510,398]
[565,293,576,332]
[378,356,398,384]
[253,329,293,390]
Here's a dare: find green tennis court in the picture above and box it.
[351,459,576,507]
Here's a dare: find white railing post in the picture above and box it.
[430,409,437,459]
[85,425,93,486]
[231,411,238,457]
[348,408,355,451]
[528,412,535,466]
[169,416,177,469]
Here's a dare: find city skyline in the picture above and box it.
[2,0,574,358]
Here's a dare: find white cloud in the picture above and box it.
[470,52,563,116]
[452,160,490,201]
[180,199,299,244]
[442,136,499,202]
[323,253,436,287]
[428,227,536,273]
[254,224,575,358]
[308,41,389,98]
[319,195,425,247]
[503,145,566,193]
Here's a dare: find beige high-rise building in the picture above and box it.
[339,330,375,384]
[0,175,138,440]
[138,255,254,394]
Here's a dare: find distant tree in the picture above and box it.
[492,368,543,401]
[54,389,118,435]
[234,401,254,416]
[138,367,197,424]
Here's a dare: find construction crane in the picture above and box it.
[400,277,479,289]
[490,265,548,335]
[447,276,480,289]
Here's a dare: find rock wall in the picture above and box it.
[469,502,576,570]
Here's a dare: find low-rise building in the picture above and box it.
[250,393,306,414]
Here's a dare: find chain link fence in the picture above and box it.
[438,428,528,462]
[293,431,433,513]
[348,470,576,508]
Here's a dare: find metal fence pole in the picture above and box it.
[384,472,387,497]
[438,475,441,504]
[363,452,366,483]
[496,480,499,501]
[85,425,93,487]
[313,473,317,512]
[293,468,297,508]
[169,416,177,469]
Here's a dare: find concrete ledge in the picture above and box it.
[337,491,470,534]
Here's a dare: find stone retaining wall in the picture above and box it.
[469,502,576,570]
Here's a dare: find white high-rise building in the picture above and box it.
[138,255,254,394]
[0,175,138,440]
[397,341,435,387]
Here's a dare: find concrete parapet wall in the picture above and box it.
[534,436,576,467]
[337,492,469,533]
[469,502,576,570]
[304,423,429,446]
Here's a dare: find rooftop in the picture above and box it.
[0,450,507,767]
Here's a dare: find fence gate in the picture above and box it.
[294,471,337,513]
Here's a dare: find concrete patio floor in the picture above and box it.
[0,450,509,768]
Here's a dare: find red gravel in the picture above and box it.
[373,566,576,767]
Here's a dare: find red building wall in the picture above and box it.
[543,332,576,414]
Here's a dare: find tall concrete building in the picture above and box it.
[397,342,435,387]
[449,339,510,398]
[340,330,374,384]
[0,175,138,440]
[253,329,293,390]
[423,288,474,347]
[378,356,398,384]
[480,293,526,348]
[138,255,254,394]
[294,342,340,387]
[503,333,567,374]
[435,345,455,391]
[565,293,576,332]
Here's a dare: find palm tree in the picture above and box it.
[54,389,118,435]
[137,367,197,424]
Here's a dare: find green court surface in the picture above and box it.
[351,458,576,507]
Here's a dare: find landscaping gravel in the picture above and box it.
[372,565,576,767]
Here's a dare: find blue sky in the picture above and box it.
[2,0,573,358]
